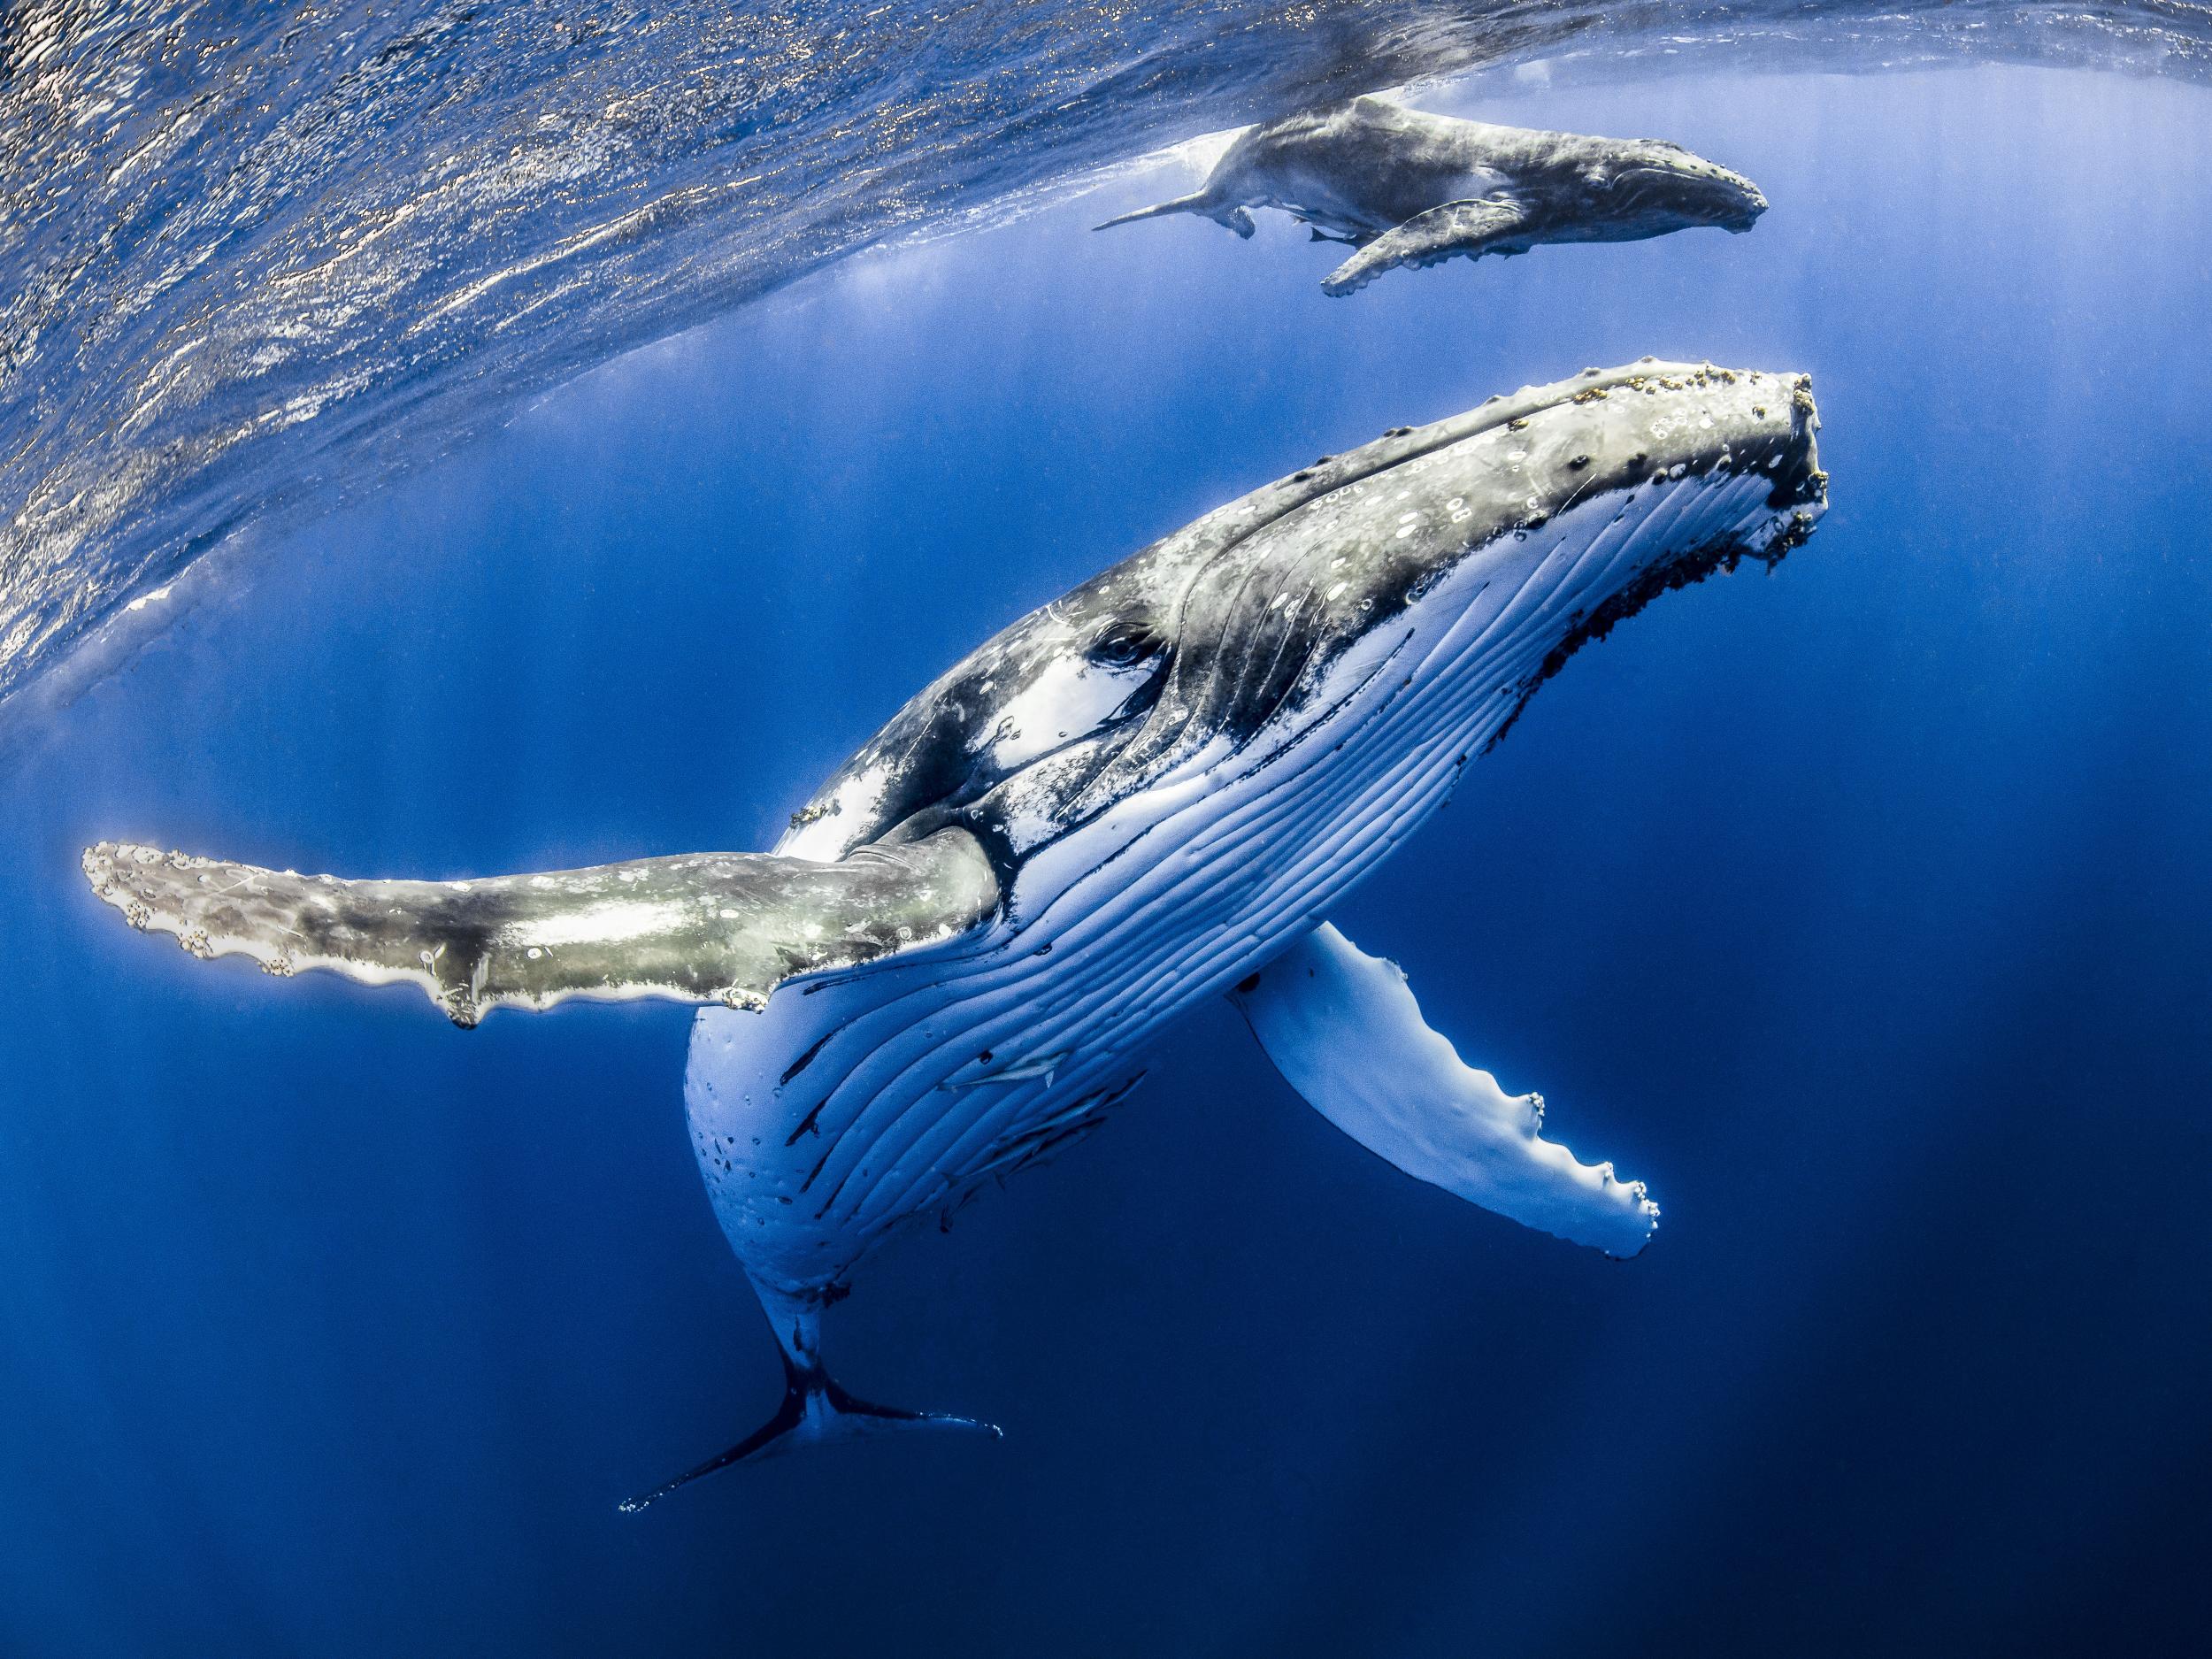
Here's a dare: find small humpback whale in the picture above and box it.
[1095,96,1768,295]
[84,359,1825,1509]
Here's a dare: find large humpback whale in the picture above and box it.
[1096,97,1767,295]
[83,358,1825,1509]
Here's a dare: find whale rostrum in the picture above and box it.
[85,358,1826,1507]
[1096,96,1767,294]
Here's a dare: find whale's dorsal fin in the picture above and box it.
[1319,196,1527,296]
[81,830,999,1027]
[1229,923,1658,1256]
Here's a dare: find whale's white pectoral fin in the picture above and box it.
[1228,923,1659,1257]
[81,829,999,1028]
[1319,197,1527,296]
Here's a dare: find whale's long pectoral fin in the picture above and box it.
[81,830,999,1027]
[1229,924,1658,1257]
[1319,196,1528,296]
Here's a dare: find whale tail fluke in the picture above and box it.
[1092,190,1208,231]
[615,1372,1000,1513]
[1094,194,1256,238]
[618,1291,1000,1514]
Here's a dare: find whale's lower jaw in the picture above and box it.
[1489,481,1818,755]
[687,444,1817,1294]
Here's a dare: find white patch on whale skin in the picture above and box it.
[504,899,687,950]
[984,653,1154,772]
[779,761,894,860]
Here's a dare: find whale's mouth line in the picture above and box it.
[1609,164,1765,221]
[1485,489,1824,757]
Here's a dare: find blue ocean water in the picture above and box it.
[2,57,2208,1658]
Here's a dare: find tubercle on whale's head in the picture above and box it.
[778,362,1822,867]
[1098,360,1824,762]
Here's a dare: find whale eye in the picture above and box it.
[1088,617,1164,670]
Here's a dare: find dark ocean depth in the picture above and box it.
[3,63,2208,1657]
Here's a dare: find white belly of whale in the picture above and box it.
[686,461,1790,1293]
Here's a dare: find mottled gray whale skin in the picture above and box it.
[84,360,1824,1509]
[1096,96,1767,294]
